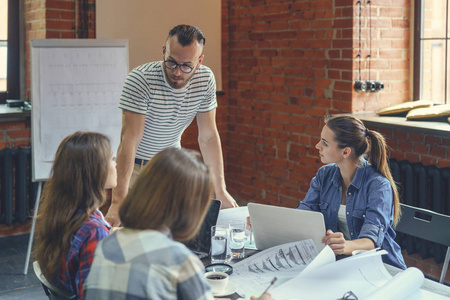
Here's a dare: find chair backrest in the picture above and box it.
[396,203,450,284]
[33,261,77,300]
[396,204,450,246]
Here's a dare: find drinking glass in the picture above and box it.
[229,220,246,259]
[211,225,228,263]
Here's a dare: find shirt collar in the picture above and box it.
[93,209,112,229]
[331,165,342,190]
[349,160,369,190]
[331,160,369,191]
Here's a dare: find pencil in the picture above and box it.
[260,277,277,297]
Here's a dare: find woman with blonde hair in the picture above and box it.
[34,131,117,299]
[297,115,406,269]
[84,148,274,300]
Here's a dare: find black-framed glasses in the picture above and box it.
[164,60,195,74]
[337,291,358,300]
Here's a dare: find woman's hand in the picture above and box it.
[246,216,252,230]
[322,230,375,256]
[322,229,346,255]
[251,292,275,300]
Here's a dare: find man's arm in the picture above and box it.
[196,109,238,209]
[106,110,145,226]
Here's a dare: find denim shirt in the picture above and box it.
[297,161,406,269]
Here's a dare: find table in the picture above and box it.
[203,251,450,299]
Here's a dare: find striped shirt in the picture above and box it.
[84,228,214,300]
[119,61,217,160]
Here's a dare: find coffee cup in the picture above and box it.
[204,271,229,294]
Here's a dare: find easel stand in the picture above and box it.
[23,181,42,275]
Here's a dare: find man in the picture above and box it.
[106,24,237,226]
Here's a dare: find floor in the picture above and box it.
[0,233,48,300]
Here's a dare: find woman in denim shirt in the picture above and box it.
[297,115,406,269]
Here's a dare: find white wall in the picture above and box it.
[96,0,222,90]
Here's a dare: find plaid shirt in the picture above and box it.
[53,210,110,300]
[84,228,214,300]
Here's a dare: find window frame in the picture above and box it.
[0,0,20,104]
[413,0,449,104]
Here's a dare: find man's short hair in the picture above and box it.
[167,24,206,47]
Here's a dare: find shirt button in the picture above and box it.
[351,232,353,235]
[348,192,351,195]
[363,214,365,218]
[347,212,349,215]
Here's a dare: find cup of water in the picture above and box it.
[229,220,246,259]
[211,225,228,263]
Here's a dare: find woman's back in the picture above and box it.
[84,228,212,300]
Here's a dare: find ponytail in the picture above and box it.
[366,130,401,226]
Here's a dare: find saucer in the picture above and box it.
[212,282,237,297]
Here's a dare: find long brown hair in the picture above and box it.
[325,115,401,225]
[119,147,214,241]
[34,131,112,281]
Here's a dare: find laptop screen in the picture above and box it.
[248,202,326,251]
[183,199,222,254]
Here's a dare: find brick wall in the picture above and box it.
[379,127,450,169]
[0,120,31,149]
[222,0,411,207]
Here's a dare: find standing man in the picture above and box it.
[106,24,238,226]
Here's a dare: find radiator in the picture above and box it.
[0,145,38,226]
[390,158,450,264]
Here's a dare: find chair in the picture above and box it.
[396,203,450,284]
[32,261,77,300]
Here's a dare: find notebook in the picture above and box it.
[184,199,222,259]
[248,202,326,251]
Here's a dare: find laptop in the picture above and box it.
[184,199,222,259]
[248,202,326,251]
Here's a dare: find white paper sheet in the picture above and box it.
[229,239,319,297]
[39,47,125,161]
[271,247,445,300]
[217,206,249,227]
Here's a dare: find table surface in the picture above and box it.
[202,251,450,299]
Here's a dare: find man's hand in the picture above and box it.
[105,204,121,227]
[217,190,238,209]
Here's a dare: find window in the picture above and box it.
[0,0,7,95]
[0,0,20,104]
[414,0,450,104]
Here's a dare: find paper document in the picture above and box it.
[229,239,319,297]
[271,247,447,300]
[217,206,249,227]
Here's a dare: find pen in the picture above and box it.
[260,277,277,297]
